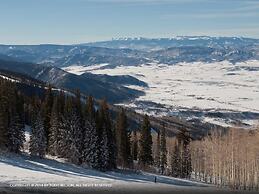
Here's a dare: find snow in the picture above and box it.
[64,60,259,127]
[0,152,219,193]
[62,63,109,75]
[0,74,19,83]
[85,60,259,113]
[0,133,215,191]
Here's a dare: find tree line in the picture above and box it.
[0,79,178,173]
[191,128,259,191]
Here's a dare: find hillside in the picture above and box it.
[0,153,244,194]
[0,58,145,103]
[0,69,213,139]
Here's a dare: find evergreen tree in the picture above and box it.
[48,98,60,156]
[171,128,192,178]
[97,100,117,170]
[154,130,161,169]
[116,108,132,168]
[178,128,192,178]
[42,85,53,150]
[57,91,65,115]
[58,96,76,159]
[171,141,181,177]
[74,89,83,118]
[57,115,70,158]
[139,115,153,167]
[85,96,95,120]
[8,112,25,153]
[82,96,100,169]
[131,130,138,161]
[182,143,192,178]
[82,119,100,169]
[160,125,167,174]
[0,82,25,153]
[100,125,110,171]
[29,110,47,158]
[65,110,82,164]
[0,93,9,149]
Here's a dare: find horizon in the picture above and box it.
[0,35,258,46]
[1,0,259,44]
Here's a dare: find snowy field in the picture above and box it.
[0,153,250,194]
[63,60,259,127]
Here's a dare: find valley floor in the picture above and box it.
[0,153,256,194]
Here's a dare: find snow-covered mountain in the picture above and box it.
[85,36,259,51]
[0,58,145,103]
[0,36,258,68]
[1,36,259,127]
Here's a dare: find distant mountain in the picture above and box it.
[0,67,216,144]
[84,36,259,51]
[0,45,148,67]
[0,36,258,69]
[0,58,145,102]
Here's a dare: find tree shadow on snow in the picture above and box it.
[0,153,208,188]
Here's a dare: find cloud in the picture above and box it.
[161,1,259,20]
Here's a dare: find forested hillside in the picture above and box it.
[0,74,258,191]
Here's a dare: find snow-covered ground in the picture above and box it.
[64,60,259,127]
[0,153,225,194]
[62,63,109,75]
[0,74,19,83]
[0,126,221,193]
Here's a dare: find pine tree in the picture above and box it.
[48,98,60,156]
[0,81,10,150]
[97,100,117,171]
[8,112,25,153]
[74,89,83,118]
[85,96,95,121]
[57,91,65,115]
[182,143,192,178]
[179,128,192,178]
[29,111,47,158]
[160,125,167,174]
[42,85,53,150]
[82,96,100,169]
[0,96,9,149]
[0,83,25,153]
[131,130,138,161]
[116,108,132,168]
[139,115,153,167]
[58,96,75,159]
[101,126,110,171]
[171,141,181,177]
[82,119,100,169]
[171,128,192,178]
[57,115,70,158]
[65,110,82,164]
[154,130,161,169]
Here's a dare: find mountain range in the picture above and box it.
[0,36,258,69]
[0,58,145,102]
[0,36,259,128]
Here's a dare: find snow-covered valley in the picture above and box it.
[63,60,259,128]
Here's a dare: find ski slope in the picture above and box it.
[0,153,234,194]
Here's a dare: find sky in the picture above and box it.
[0,0,259,44]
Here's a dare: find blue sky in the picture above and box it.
[0,0,259,44]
